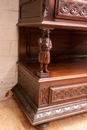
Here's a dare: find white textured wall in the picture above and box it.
[0,0,19,99]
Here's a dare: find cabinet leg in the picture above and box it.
[35,122,49,129]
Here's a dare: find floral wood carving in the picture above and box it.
[56,0,87,19]
[39,88,49,106]
[35,102,87,119]
[50,83,87,103]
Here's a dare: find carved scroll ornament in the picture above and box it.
[43,0,49,17]
[50,83,87,103]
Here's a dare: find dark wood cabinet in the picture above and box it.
[12,0,87,128]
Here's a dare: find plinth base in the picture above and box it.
[37,71,49,78]
[12,83,87,126]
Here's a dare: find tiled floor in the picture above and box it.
[0,97,87,130]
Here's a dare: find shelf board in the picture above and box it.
[17,20,87,30]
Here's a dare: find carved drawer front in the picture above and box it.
[50,83,87,104]
[55,0,87,21]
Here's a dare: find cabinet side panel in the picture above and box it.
[19,0,42,23]
[18,64,39,107]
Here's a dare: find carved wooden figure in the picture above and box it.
[37,29,52,77]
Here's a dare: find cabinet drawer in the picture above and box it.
[50,82,87,104]
[55,0,87,21]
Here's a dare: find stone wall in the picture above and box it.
[0,0,19,99]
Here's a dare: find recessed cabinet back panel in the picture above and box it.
[19,27,87,63]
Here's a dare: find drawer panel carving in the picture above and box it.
[39,87,49,106]
[55,0,87,21]
[50,83,87,103]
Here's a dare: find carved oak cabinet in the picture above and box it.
[12,0,87,129]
